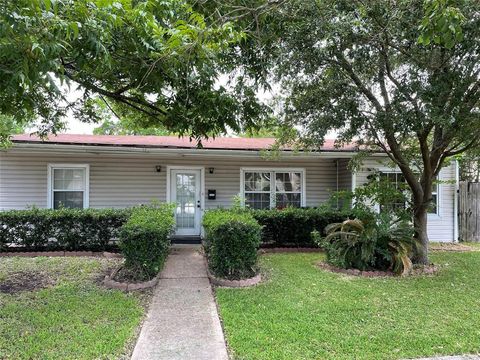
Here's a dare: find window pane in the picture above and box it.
[245,172,270,191]
[275,172,301,192]
[53,169,85,190]
[53,191,84,209]
[275,193,301,209]
[245,193,270,210]
[379,172,407,213]
[428,194,438,214]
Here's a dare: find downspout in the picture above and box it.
[335,159,339,209]
[351,166,357,207]
[454,159,459,242]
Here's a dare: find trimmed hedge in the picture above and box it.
[203,209,262,280]
[0,208,131,251]
[119,204,175,279]
[251,207,356,247]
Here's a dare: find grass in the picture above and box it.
[0,256,150,360]
[216,249,480,360]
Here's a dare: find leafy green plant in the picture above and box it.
[203,209,262,280]
[315,214,416,275]
[373,214,416,275]
[315,219,376,271]
[0,0,262,144]
[119,204,175,280]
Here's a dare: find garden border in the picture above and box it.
[103,267,160,291]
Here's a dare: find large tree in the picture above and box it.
[0,0,266,140]
[237,0,480,263]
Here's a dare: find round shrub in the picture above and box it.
[203,209,262,280]
[119,204,175,280]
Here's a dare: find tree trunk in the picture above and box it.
[413,207,429,265]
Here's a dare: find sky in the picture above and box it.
[66,118,95,134]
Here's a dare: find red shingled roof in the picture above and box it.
[11,134,358,152]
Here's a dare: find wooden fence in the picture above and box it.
[459,181,480,242]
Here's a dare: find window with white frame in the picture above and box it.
[242,169,304,209]
[379,171,439,214]
[48,165,89,209]
[379,171,407,213]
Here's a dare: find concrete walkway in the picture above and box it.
[131,245,228,360]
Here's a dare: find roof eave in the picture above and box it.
[6,141,385,158]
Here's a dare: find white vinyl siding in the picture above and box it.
[0,151,340,210]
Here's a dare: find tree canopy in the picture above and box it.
[0,0,266,140]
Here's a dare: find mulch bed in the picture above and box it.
[317,262,439,277]
[0,271,54,294]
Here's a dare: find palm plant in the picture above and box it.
[319,219,376,271]
[374,214,416,275]
[316,214,416,275]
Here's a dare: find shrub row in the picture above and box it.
[119,204,175,280]
[251,207,357,247]
[0,208,131,251]
[203,209,262,280]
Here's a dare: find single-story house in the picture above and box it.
[0,134,459,242]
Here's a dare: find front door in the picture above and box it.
[170,169,202,236]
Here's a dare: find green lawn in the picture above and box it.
[0,256,149,360]
[216,250,480,360]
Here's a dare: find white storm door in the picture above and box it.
[170,169,202,236]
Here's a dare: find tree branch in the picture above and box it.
[63,70,167,118]
[335,52,384,113]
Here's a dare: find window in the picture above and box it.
[379,172,406,213]
[242,169,304,209]
[48,165,89,209]
[428,179,439,214]
[379,171,439,214]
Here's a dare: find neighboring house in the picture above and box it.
[0,134,459,242]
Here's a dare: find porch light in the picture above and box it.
[209,167,214,174]
[155,165,162,173]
